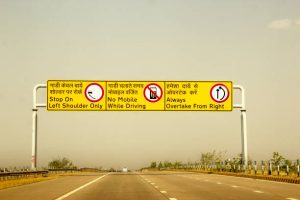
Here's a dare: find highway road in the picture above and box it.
[0,171,299,200]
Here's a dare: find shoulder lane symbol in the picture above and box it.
[84,83,104,102]
[88,91,96,100]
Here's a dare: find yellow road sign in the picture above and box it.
[165,81,232,111]
[47,80,232,111]
[47,81,106,111]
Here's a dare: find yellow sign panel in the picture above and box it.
[107,81,164,111]
[47,80,232,111]
[165,81,232,111]
[47,81,106,111]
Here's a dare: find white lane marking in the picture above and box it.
[254,190,264,194]
[286,198,299,200]
[205,179,209,182]
[55,174,109,200]
[142,175,178,200]
[231,185,239,188]
[217,182,222,185]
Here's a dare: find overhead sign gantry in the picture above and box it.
[32,80,247,170]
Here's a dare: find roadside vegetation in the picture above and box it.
[144,151,300,178]
[48,157,77,170]
[0,174,58,190]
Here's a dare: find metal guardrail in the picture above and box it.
[149,159,300,178]
[48,168,79,173]
[0,171,48,181]
[0,169,80,181]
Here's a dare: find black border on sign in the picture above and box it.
[47,80,233,112]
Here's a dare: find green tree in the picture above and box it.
[150,161,157,168]
[158,162,163,170]
[48,157,76,169]
[232,154,243,165]
[173,161,182,169]
[163,161,172,168]
[271,152,285,166]
[200,150,225,167]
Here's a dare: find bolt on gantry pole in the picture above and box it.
[233,85,248,167]
[32,84,46,170]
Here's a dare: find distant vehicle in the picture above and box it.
[122,168,128,172]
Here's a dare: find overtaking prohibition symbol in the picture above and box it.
[85,83,104,102]
[143,83,163,103]
[210,84,230,103]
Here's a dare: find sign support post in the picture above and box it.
[233,85,248,167]
[31,84,46,170]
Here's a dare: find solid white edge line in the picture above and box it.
[169,198,177,200]
[286,198,298,200]
[55,173,109,200]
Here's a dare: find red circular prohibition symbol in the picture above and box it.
[143,83,163,103]
[84,83,104,103]
[210,83,230,103]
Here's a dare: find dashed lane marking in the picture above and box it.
[231,185,239,188]
[217,182,222,185]
[139,174,178,200]
[253,190,264,194]
[286,198,299,200]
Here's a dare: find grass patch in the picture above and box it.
[0,175,58,190]
[0,172,101,190]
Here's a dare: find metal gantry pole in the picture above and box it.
[31,84,46,170]
[233,85,248,167]
[32,108,38,170]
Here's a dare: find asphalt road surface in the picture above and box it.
[0,171,299,200]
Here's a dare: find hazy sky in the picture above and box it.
[1,0,300,169]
